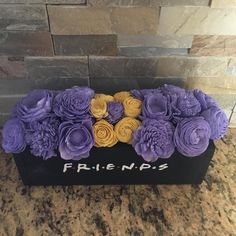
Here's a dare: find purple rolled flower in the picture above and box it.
[201,106,228,140]
[26,116,60,160]
[161,85,201,120]
[2,118,26,153]
[161,84,186,96]
[130,89,161,101]
[193,89,217,111]
[14,89,53,122]
[141,93,171,121]
[53,86,94,120]
[173,91,201,117]
[174,117,211,157]
[106,101,124,124]
[59,120,94,160]
[132,119,175,162]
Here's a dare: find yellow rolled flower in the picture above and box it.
[95,93,114,103]
[93,119,118,147]
[114,91,131,103]
[115,117,141,144]
[123,96,142,118]
[90,98,108,119]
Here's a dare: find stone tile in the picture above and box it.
[211,0,236,8]
[0,57,27,79]
[89,57,159,77]
[48,6,112,35]
[111,7,159,35]
[229,112,236,128]
[0,0,85,2]
[0,5,48,31]
[192,36,236,48]
[90,77,140,94]
[0,95,25,113]
[186,76,236,94]
[26,56,89,80]
[151,0,209,6]
[53,35,117,56]
[48,6,159,35]
[0,0,43,2]
[90,77,186,94]
[223,109,233,121]
[89,56,228,78]
[209,94,236,111]
[88,0,129,6]
[158,7,236,35]
[118,47,188,57]
[88,0,151,6]
[46,0,85,3]
[157,57,227,77]
[118,35,193,48]
[0,77,89,95]
[190,48,236,56]
[190,36,236,56]
[226,58,236,76]
[0,31,53,56]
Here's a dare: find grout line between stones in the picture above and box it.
[88,55,91,87]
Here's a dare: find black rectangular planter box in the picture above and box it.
[13,141,215,186]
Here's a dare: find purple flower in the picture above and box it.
[193,89,217,111]
[106,101,124,124]
[130,89,161,101]
[141,93,171,121]
[174,117,211,157]
[53,86,94,120]
[26,116,60,160]
[132,119,175,162]
[59,120,94,160]
[201,106,228,140]
[172,91,201,118]
[2,118,26,153]
[161,84,186,96]
[14,89,53,122]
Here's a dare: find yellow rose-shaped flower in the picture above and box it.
[95,93,114,103]
[123,96,142,118]
[114,91,131,103]
[93,119,118,147]
[90,98,108,119]
[115,117,141,144]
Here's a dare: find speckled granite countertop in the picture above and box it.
[0,130,236,236]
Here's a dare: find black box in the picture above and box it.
[13,142,215,186]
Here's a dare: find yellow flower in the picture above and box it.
[123,96,142,118]
[93,119,118,147]
[95,93,114,103]
[115,117,141,144]
[90,98,108,119]
[114,91,131,103]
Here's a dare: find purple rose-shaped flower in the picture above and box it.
[14,89,53,122]
[2,118,26,153]
[132,119,175,162]
[166,91,201,123]
[59,120,94,160]
[26,116,60,160]
[193,89,217,111]
[53,86,94,120]
[106,101,124,124]
[141,93,171,121]
[160,85,201,119]
[201,106,228,140]
[174,117,211,157]
[161,84,186,96]
[130,89,161,101]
